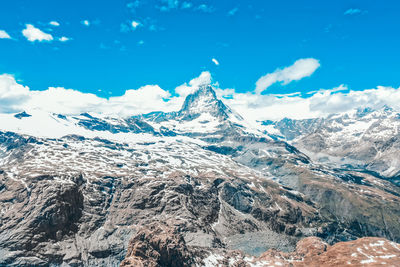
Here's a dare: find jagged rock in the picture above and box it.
[178,84,241,121]
[120,223,195,267]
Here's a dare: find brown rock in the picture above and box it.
[120,222,194,267]
[256,236,400,267]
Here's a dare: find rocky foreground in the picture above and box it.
[121,231,400,266]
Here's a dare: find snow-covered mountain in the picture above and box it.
[1,85,400,266]
[264,106,400,183]
[137,85,250,138]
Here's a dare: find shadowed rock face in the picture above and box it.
[0,174,84,265]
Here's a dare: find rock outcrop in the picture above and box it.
[120,222,196,267]
[256,236,400,266]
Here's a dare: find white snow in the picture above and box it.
[202,253,224,266]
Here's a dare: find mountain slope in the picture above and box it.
[1,86,400,266]
[0,131,327,266]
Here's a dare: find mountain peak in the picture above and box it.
[178,85,232,120]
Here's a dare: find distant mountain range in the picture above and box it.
[264,105,400,184]
[1,85,400,266]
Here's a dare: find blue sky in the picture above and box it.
[1,0,399,97]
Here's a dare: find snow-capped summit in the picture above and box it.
[139,85,248,136]
[178,84,235,121]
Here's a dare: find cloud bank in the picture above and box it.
[0,74,182,116]
[217,84,400,121]
[1,68,399,121]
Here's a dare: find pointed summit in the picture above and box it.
[178,85,240,121]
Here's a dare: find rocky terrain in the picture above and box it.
[120,226,400,266]
[1,85,400,266]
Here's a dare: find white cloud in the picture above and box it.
[190,71,211,87]
[255,58,320,94]
[306,86,400,115]
[0,73,183,116]
[106,85,180,116]
[221,91,313,121]
[131,20,140,29]
[0,30,11,39]
[175,71,212,97]
[49,21,60,26]
[344,8,362,15]
[82,20,90,26]
[306,84,348,95]
[212,58,219,66]
[22,24,53,42]
[59,36,70,42]
[28,87,106,115]
[0,74,30,112]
